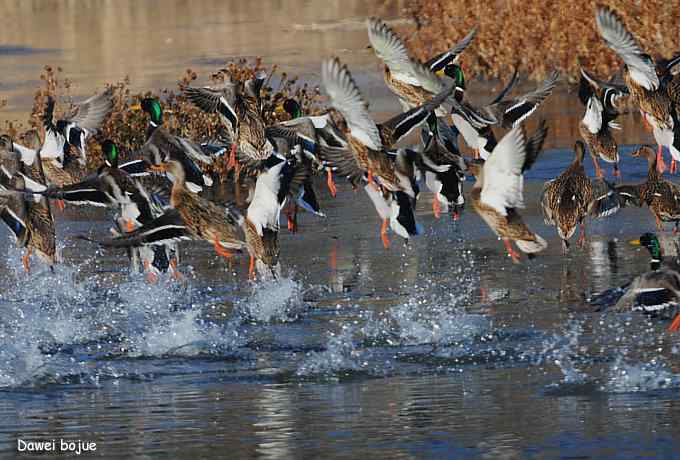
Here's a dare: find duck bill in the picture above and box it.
[628,239,641,246]
[274,104,285,116]
[129,103,142,112]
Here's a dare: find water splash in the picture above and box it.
[237,276,304,323]
[296,324,364,377]
[604,357,680,393]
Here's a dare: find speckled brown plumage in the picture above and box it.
[579,121,618,164]
[244,218,279,270]
[632,146,680,229]
[540,141,594,251]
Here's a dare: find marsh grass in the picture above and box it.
[1,59,325,179]
[403,0,680,82]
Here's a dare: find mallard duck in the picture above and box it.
[452,70,558,159]
[466,123,548,263]
[79,159,246,263]
[419,117,467,219]
[270,98,346,197]
[243,153,297,278]
[40,89,114,166]
[320,57,452,246]
[596,7,680,174]
[540,140,622,253]
[610,233,680,331]
[622,146,680,232]
[367,17,462,116]
[183,72,273,174]
[0,131,56,272]
[130,97,219,192]
[578,68,629,177]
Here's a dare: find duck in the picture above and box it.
[40,88,114,166]
[451,70,559,159]
[624,146,680,232]
[83,159,246,255]
[270,97,346,197]
[366,17,463,116]
[419,117,467,219]
[540,140,622,253]
[131,98,217,192]
[466,123,548,263]
[183,72,273,175]
[0,130,56,272]
[610,233,680,332]
[243,153,297,278]
[596,7,680,175]
[578,68,629,178]
[320,57,452,246]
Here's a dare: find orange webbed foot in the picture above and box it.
[432,198,442,219]
[669,314,680,332]
[326,169,337,198]
[380,219,390,249]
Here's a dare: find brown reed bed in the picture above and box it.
[401,0,680,82]
[1,59,325,178]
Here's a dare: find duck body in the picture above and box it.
[0,131,57,271]
[630,146,680,230]
[541,141,595,252]
[468,123,548,262]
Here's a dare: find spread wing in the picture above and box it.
[425,27,477,72]
[184,82,239,130]
[480,125,527,215]
[596,8,659,90]
[78,208,191,248]
[321,58,382,150]
[65,88,114,131]
[367,17,444,94]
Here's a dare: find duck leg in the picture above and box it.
[22,247,32,273]
[613,163,621,178]
[672,159,678,175]
[54,199,65,211]
[326,169,337,197]
[577,222,587,248]
[143,260,159,284]
[380,218,390,249]
[213,237,234,258]
[226,143,238,171]
[655,215,664,231]
[657,144,667,174]
[286,202,298,233]
[593,157,604,179]
[432,197,442,219]
[169,258,182,281]
[502,238,521,263]
[248,255,256,279]
[670,313,680,332]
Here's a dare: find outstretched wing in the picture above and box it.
[321,58,382,150]
[184,82,239,130]
[596,8,659,91]
[79,208,191,248]
[65,88,114,131]
[481,125,527,215]
[425,27,477,72]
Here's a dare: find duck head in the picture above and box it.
[442,63,465,102]
[102,139,119,168]
[630,232,662,270]
[132,98,163,128]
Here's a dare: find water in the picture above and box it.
[2,1,680,458]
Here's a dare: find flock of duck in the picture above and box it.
[1,9,680,330]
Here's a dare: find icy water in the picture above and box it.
[2,1,680,459]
